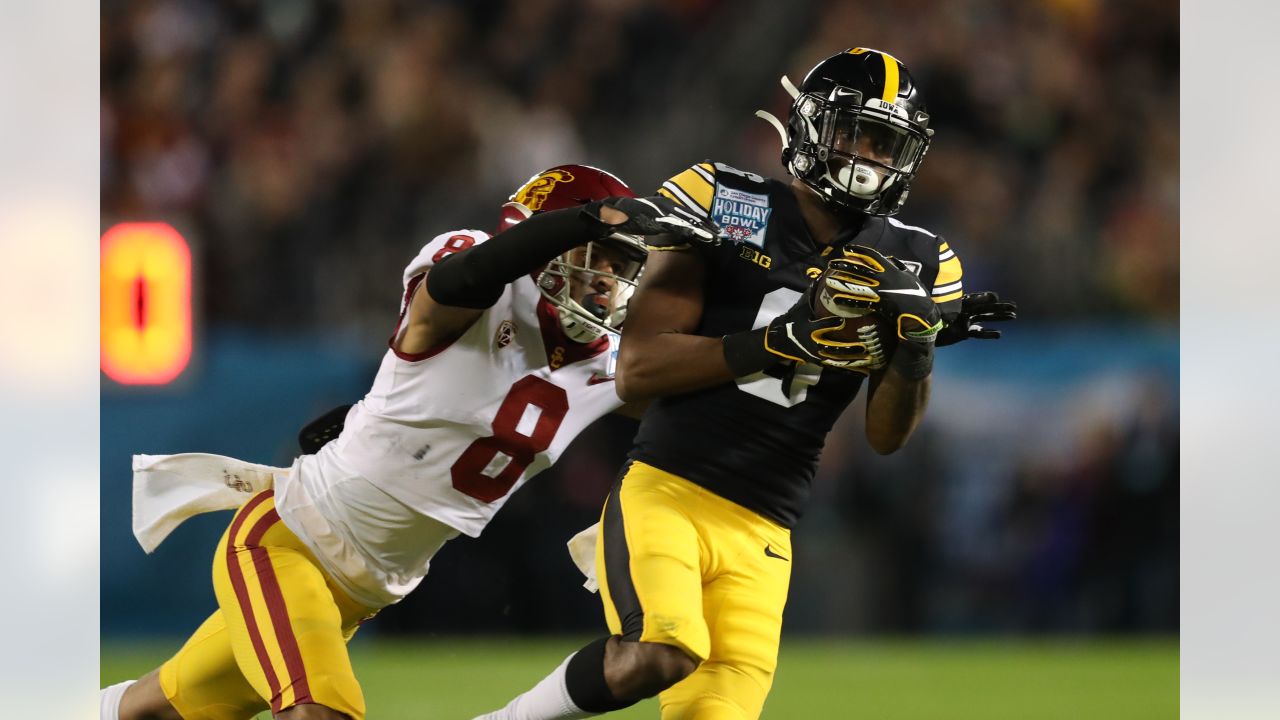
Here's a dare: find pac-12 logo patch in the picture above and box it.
[711,185,771,248]
[494,320,516,349]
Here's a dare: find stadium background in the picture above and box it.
[100,0,1178,716]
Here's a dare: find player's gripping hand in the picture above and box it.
[722,292,886,375]
[819,245,943,380]
[581,195,722,247]
[935,291,1018,347]
[821,245,943,346]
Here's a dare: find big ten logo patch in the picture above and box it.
[549,346,566,369]
[513,168,575,211]
[738,245,772,269]
[494,320,516,349]
[711,185,771,248]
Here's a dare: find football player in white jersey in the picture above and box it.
[102,165,719,720]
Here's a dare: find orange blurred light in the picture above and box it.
[100,222,192,385]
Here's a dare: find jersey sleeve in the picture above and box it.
[931,236,964,319]
[653,161,717,253]
[396,229,492,324]
[401,229,491,288]
[657,161,716,221]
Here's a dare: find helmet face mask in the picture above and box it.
[827,108,926,175]
[812,105,930,213]
[778,49,934,216]
[536,234,647,343]
[502,164,649,343]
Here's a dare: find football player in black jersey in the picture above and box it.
[477,48,1015,720]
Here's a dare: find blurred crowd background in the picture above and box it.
[101,0,1178,640]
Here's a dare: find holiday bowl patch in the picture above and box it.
[711,185,771,248]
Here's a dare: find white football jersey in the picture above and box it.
[275,228,624,608]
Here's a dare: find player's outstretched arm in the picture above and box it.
[426,198,715,313]
[405,199,717,358]
[400,205,632,355]
[614,249,736,402]
[426,206,626,309]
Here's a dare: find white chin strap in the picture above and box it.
[559,300,607,343]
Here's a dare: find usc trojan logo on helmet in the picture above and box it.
[512,169,577,211]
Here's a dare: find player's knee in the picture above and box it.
[118,671,183,720]
[643,642,698,687]
[119,696,183,720]
[607,639,699,700]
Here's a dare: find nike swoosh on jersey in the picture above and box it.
[879,287,928,297]
[764,545,789,561]
[587,373,615,385]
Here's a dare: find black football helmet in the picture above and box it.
[759,48,933,216]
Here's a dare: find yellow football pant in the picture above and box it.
[596,461,793,720]
[158,490,375,720]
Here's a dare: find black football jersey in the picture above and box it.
[628,161,965,528]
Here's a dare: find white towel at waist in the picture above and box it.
[566,522,601,593]
[132,453,284,553]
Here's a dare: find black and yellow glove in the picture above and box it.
[822,246,943,342]
[935,291,1017,347]
[722,291,885,375]
[821,245,942,380]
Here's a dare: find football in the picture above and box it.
[812,276,897,349]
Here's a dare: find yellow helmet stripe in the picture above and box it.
[880,52,900,102]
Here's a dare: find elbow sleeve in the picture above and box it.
[425,251,506,309]
[426,206,605,309]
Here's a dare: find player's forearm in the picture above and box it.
[864,364,931,455]
[614,333,736,402]
[427,206,615,308]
